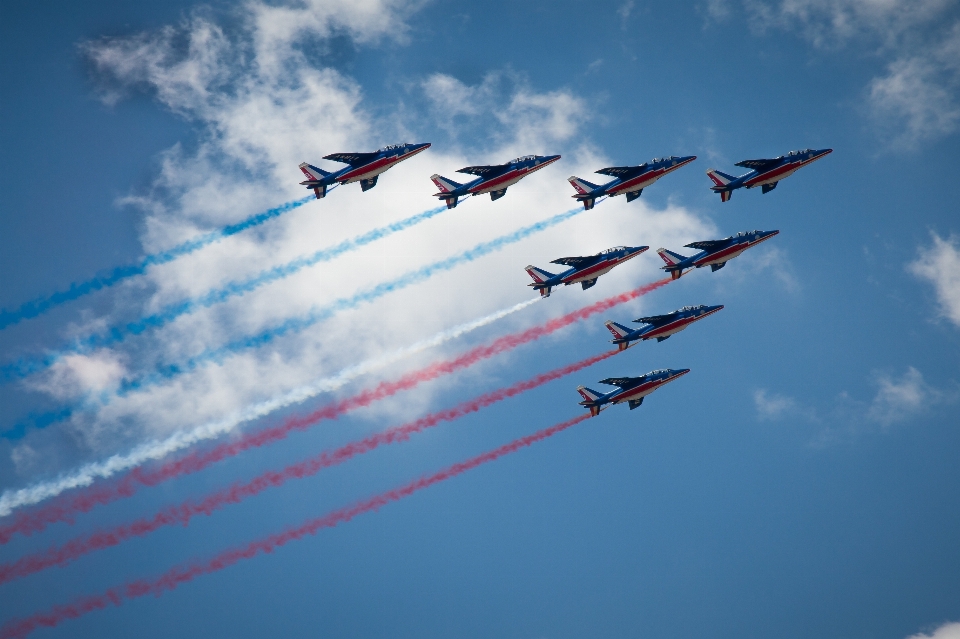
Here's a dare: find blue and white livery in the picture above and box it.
[568,155,697,210]
[525,245,649,298]
[657,230,779,280]
[705,148,832,202]
[577,368,691,416]
[430,154,561,209]
[605,304,724,350]
[299,142,431,198]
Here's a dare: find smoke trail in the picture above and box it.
[0,351,612,582]
[0,197,313,331]
[0,351,612,583]
[0,278,667,536]
[116,204,590,394]
[0,298,539,527]
[1,204,449,385]
[0,278,668,529]
[0,413,590,639]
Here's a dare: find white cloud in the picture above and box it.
[867,366,941,425]
[909,232,960,327]
[907,621,960,639]
[741,0,950,47]
[754,389,798,420]
[2,0,715,511]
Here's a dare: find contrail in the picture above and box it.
[0,204,450,385]
[0,276,670,533]
[0,196,313,331]
[0,298,540,528]
[0,351,613,583]
[0,413,590,639]
[115,204,591,394]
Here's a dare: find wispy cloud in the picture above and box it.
[906,621,960,639]
[908,232,960,327]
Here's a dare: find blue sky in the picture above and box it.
[2,1,960,638]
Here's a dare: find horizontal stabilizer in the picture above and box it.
[625,189,643,202]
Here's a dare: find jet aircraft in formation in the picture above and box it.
[429,154,562,209]
[706,148,832,202]
[299,143,432,198]
[577,369,691,416]
[567,155,697,210]
[657,229,780,280]
[605,304,724,350]
[524,245,649,297]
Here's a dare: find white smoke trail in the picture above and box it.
[0,298,539,517]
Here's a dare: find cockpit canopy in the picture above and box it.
[648,369,670,375]
[678,305,705,311]
[734,230,761,238]
[601,246,629,254]
[378,143,408,151]
[510,155,537,163]
[785,148,813,156]
[650,155,679,163]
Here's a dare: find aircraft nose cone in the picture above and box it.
[708,304,724,313]
[416,142,432,150]
[541,154,562,164]
[681,155,697,163]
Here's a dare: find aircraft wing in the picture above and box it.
[734,158,781,172]
[550,254,601,268]
[684,239,730,251]
[633,313,675,325]
[599,376,643,387]
[456,164,505,176]
[323,152,380,167]
[595,165,643,177]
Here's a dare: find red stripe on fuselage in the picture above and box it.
[469,156,560,194]
[641,307,722,339]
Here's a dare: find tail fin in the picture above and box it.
[656,248,687,266]
[577,386,604,416]
[525,265,557,298]
[605,321,634,350]
[705,168,736,187]
[657,248,687,280]
[430,174,462,193]
[706,168,737,202]
[299,162,331,181]
[568,176,600,195]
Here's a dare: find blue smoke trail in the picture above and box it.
[0,196,314,331]
[117,205,586,394]
[0,204,448,382]
[2,203,587,439]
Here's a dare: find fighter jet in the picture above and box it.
[430,154,561,209]
[525,245,649,298]
[577,368,690,416]
[567,155,697,210]
[299,142,432,198]
[657,230,779,280]
[605,304,724,350]
[705,148,832,202]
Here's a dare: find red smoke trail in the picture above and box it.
[0,413,591,639]
[0,277,669,544]
[0,351,614,585]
